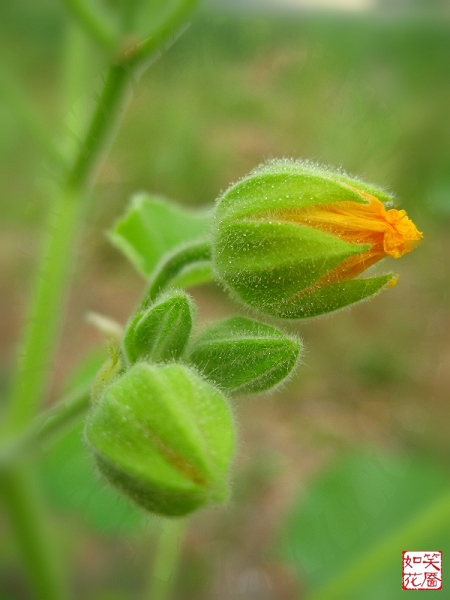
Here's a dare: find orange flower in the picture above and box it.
[273,190,423,290]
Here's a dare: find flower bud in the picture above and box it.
[122,290,194,365]
[212,160,422,318]
[188,316,301,395]
[85,363,235,516]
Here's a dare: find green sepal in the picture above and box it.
[85,363,235,517]
[215,159,393,224]
[122,290,194,365]
[272,273,397,319]
[213,220,367,307]
[187,316,302,395]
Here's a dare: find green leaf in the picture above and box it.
[187,316,302,396]
[123,289,194,365]
[39,422,144,534]
[277,450,450,599]
[108,193,212,287]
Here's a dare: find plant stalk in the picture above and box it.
[1,383,91,466]
[5,65,129,435]
[146,518,188,600]
[141,240,211,309]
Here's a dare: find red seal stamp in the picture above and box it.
[402,551,442,590]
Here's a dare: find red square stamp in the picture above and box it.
[402,551,442,590]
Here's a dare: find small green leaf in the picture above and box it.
[122,290,194,365]
[187,316,302,396]
[108,193,212,287]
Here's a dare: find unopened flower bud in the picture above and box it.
[122,290,194,365]
[85,363,235,516]
[212,160,422,318]
[188,316,301,395]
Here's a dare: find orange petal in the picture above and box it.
[273,192,423,261]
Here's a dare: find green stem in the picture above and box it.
[306,489,450,600]
[1,467,67,600]
[146,518,188,600]
[127,0,198,69]
[61,0,117,51]
[67,63,129,189]
[141,240,211,309]
[6,64,129,435]
[5,189,85,434]
[1,384,91,466]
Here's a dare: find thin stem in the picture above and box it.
[306,489,450,600]
[5,189,85,434]
[146,518,188,600]
[1,384,91,466]
[0,68,66,171]
[67,63,129,189]
[0,467,67,600]
[61,0,118,51]
[141,240,211,309]
[126,0,198,68]
[6,63,130,435]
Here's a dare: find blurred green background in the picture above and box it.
[1,1,449,598]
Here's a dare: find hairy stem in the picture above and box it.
[5,190,85,434]
[141,240,211,309]
[6,65,129,435]
[127,0,198,68]
[1,383,91,466]
[67,63,129,189]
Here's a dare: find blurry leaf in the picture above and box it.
[38,350,144,534]
[278,450,450,599]
[108,193,212,286]
[187,316,302,395]
[63,347,107,392]
[39,422,144,534]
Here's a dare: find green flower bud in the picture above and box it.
[188,316,301,395]
[122,290,194,365]
[212,160,422,318]
[85,363,235,516]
